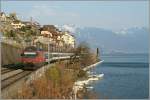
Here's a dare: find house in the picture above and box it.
[61,31,75,48]
[22,21,40,27]
[33,21,40,28]
[36,25,58,46]
[22,21,31,26]
[41,31,53,38]
[0,12,7,22]
[42,25,59,32]
[34,36,53,45]
[39,25,76,51]
[11,20,25,29]
[41,25,61,43]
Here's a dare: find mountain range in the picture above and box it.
[72,26,149,54]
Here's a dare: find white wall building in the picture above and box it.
[11,21,25,29]
[0,12,7,22]
[61,31,75,48]
[41,31,53,37]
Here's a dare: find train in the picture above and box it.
[20,46,74,70]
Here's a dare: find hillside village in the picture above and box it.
[1,1,148,99]
[1,12,101,99]
[0,12,75,52]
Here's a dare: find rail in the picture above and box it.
[1,71,31,90]
[1,69,15,74]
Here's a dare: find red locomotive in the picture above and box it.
[20,46,46,70]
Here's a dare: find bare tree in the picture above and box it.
[73,42,97,67]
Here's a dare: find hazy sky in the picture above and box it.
[1,1,149,31]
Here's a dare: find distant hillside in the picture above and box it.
[74,27,149,54]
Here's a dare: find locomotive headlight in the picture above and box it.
[21,53,25,56]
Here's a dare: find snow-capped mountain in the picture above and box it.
[54,24,148,54]
[55,24,77,33]
[114,27,148,35]
[73,27,149,54]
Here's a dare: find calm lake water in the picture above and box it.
[92,54,149,99]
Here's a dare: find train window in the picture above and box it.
[44,54,48,59]
[44,53,53,59]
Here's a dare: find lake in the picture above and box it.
[92,54,149,99]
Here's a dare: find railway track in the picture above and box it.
[1,71,31,90]
[1,63,52,90]
[1,69,14,74]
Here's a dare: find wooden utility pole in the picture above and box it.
[30,17,33,25]
[48,43,50,64]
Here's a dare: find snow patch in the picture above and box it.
[62,24,76,33]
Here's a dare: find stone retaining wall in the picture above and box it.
[1,42,22,66]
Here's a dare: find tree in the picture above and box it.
[72,42,98,67]
[75,42,91,66]
[45,66,61,83]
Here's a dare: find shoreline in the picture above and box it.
[83,60,104,71]
[73,60,104,99]
[11,60,104,99]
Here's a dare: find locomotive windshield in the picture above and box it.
[21,46,38,58]
[24,46,37,51]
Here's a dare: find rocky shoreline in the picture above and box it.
[73,60,104,99]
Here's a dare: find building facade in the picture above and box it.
[61,31,75,48]
[0,12,7,22]
[11,21,25,29]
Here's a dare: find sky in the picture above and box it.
[1,1,149,31]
